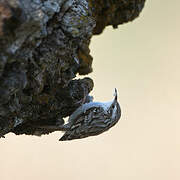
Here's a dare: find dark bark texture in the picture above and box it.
[0,0,146,138]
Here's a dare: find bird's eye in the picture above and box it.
[112,104,115,109]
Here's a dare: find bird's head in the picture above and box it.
[107,88,121,125]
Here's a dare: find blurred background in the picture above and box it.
[0,1,180,180]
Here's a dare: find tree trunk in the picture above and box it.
[0,0,146,138]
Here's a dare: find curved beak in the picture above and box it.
[113,88,118,102]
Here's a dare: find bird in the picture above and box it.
[59,88,121,141]
[29,89,121,140]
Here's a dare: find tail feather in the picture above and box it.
[59,131,74,141]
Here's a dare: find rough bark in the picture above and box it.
[0,0,146,138]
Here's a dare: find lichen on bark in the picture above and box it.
[0,0,146,138]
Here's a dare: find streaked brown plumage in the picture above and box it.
[59,88,121,141]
